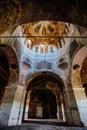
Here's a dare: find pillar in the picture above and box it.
[0,84,17,125]
[61,103,65,121]
[64,87,82,126]
[24,91,30,120]
[58,102,63,120]
[8,85,25,125]
[73,87,87,126]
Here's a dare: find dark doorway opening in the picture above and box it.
[0,49,9,104]
[28,88,57,119]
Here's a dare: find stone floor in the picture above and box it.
[0,124,86,130]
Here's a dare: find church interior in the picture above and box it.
[0,0,87,129]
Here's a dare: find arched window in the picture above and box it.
[50,46,54,52]
[35,46,38,52]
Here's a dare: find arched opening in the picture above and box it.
[0,44,19,125]
[81,56,87,97]
[0,48,10,104]
[23,72,66,124]
[71,46,87,126]
[71,46,87,88]
[28,89,57,119]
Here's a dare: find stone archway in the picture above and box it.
[71,46,87,126]
[81,56,87,97]
[23,71,65,124]
[0,44,19,125]
[21,70,82,126]
[71,46,87,88]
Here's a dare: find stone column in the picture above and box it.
[8,85,24,126]
[64,87,82,126]
[17,88,26,125]
[56,95,64,121]
[61,103,65,121]
[0,84,17,125]
[24,91,30,120]
[56,99,59,120]
[73,87,87,126]
[58,102,63,120]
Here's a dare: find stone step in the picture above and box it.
[0,124,86,130]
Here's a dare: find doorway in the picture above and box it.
[23,72,66,123]
[28,88,57,119]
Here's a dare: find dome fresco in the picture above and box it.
[21,21,73,50]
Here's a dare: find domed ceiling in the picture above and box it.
[22,21,66,36]
[21,21,69,47]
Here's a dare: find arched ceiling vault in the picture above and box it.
[21,21,69,47]
[0,0,87,35]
